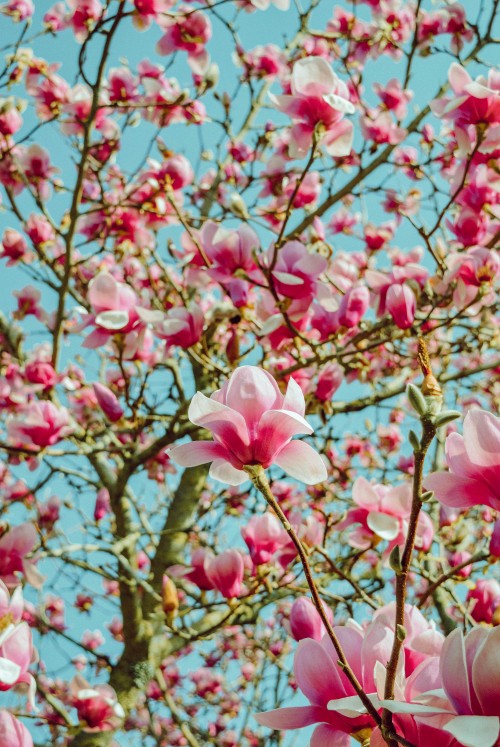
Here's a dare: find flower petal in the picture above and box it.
[168,441,227,467]
[209,459,248,486]
[443,716,500,747]
[255,705,328,730]
[274,440,327,485]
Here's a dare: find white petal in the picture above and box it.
[0,656,21,685]
[95,310,129,330]
[367,512,400,541]
[209,459,248,486]
[274,441,327,485]
[443,716,500,747]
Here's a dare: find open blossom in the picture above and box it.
[255,622,379,744]
[241,513,288,566]
[337,477,434,553]
[424,410,500,511]
[156,9,212,74]
[383,626,500,747]
[269,241,327,300]
[7,401,72,449]
[169,366,327,485]
[270,56,355,158]
[71,676,124,732]
[0,524,44,588]
[0,711,33,747]
[366,263,428,329]
[82,272,145,350]
[201,221,261,307]
[431,63,500,153]
[0,606,36,708]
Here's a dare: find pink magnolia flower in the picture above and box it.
[144,306,204,349]
[71,676,124,732]
[7,401,72,449]
[185,548,215,591]
[289,597,334,642]
[466,579,500,624]
[132,0,174,30]
[82,272,145,349]
[337,285,370,328]
[270,56,355,158]
[383,626,500,747]
[431,63,500,154]
[67,0,103,42]
[241,513,288,566]
[366,263,428,329]
[255,623,380,745]
[94,488,111,522]
[1,0,34,21]
[269,241,327,300]
[200,222,260,307]
[0,229,30,266]
[0,98,23,136]
[0,524,44,588]
[156,9,212,74]
[424,410,500,511]
[0,621,35,705]
[93,383,124,422]
[373,78,413,119]
[169,366,327,485]
[439,247,500,308]
[0,582,23,623]
[315,362,343,402]
[205,550,244,599]
[337,477,434,553]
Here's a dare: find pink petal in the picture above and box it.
[463,410,500,468]
[471,627,500,717]
[168,441,227,467]
[352,477,380,510]
[292,57,336,98]
[424,472,495,509]
[440,629,472,715]
[282,376,306,417]
[222,366,281,433]
[294,639,342,706]
[209,459,248,485]
[255,705,328,730]
[311,724,350,747]
[88,273,119,309]
[274,440,327,485]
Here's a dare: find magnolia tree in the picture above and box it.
[0,0,499,745]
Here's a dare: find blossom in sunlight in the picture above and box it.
[424,410,500,511]
[169,366,327,485]
[336,477,434,554]
[270,56,355,158]
[7,400,72,449]
[0,524,44,589]
[383,626,500,747]
[71,676,124,732]
[431,63,500,154]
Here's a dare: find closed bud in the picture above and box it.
[433,410,461,428]
[396,624,407,642]
[389,545,402,574]
[406,383,427,416]
[409,429,420,451]
[420,490,434,502]
[162,575,179,625]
